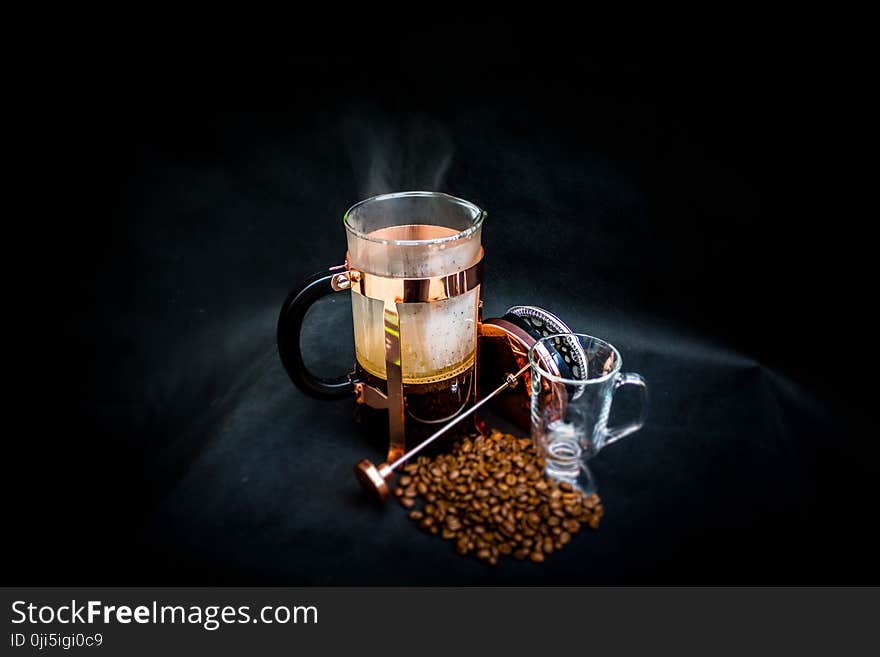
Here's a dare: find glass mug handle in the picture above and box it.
[604,372,648,446]
[277,267,354,399]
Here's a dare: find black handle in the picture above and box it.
[277,270,354,399]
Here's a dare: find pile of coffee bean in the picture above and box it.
[393,429,603,565]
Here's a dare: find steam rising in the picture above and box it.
[344,116,454,198]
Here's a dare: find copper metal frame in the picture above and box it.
[331,250,484,463]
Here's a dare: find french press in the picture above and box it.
[277,191,587,465]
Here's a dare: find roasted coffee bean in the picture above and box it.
[446,516,462,532]
[395,429,603,564]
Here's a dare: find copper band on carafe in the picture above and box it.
[339,253,483,303]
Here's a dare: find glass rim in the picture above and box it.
[528,332,623,385]
[342,191,486,246]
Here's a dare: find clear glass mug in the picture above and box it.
[277,191,485,453]
[528,333,648,493]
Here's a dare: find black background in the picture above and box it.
[10,22,877,584]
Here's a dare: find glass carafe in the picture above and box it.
[278,191,485,461]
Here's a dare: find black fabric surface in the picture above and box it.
[13,35,877,584]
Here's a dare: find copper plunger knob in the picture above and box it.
[354,459,394,502]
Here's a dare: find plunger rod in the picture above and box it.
[354,363,530,501]
[387,362,530,471]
